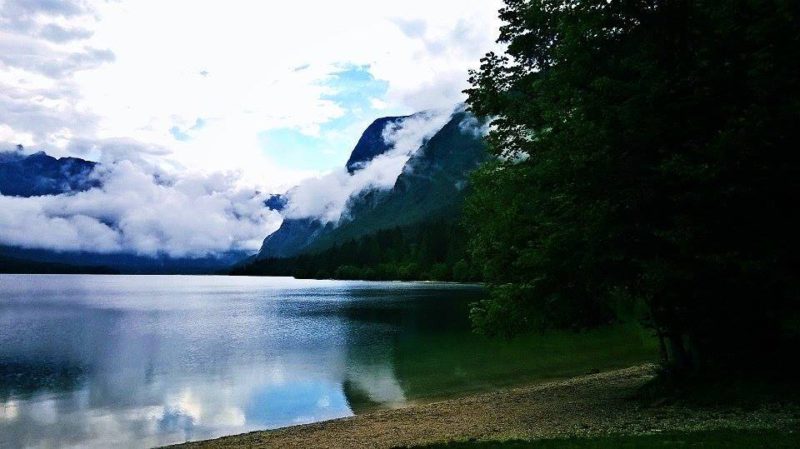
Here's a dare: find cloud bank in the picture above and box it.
[0,158,281,257]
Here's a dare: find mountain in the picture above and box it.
[264,194,288,211]
[0,252,117,274]
[251,110,488,269]
[0,245,248,275]
[257,218,333,259]
[304,111,487,253]
[0,149,248,274]
[345,115,410,173]
[0,150,99,197]
[0,110,487,277]
[254,115,425,259]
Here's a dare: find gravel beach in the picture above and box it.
[168,364,799,449]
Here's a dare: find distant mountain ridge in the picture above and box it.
[0,149,250,274]
[255,110,488,262]
[0,109,489,276]
[0,244,250,275]
[0,150,99,197]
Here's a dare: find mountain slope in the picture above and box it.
[305,112,487,253]
[257,113,420,259]
[0,245,249,274]
[252,111,488,266]
[257,218,332,259]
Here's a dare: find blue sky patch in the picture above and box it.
[260,65,406,171]
[322,65,389,113]
[259,128,339,171]
[170,118,206,142]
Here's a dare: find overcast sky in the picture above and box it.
[0,0,502,190]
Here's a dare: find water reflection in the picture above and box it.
[0,275,482,448]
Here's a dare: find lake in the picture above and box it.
[0,275,656,449]
[0,275,485,448]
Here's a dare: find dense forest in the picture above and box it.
[463,0,800,375]
[233,219,480,282]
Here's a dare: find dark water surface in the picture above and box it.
[0,275,484,448]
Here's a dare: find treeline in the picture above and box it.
[0,254,117,274]
[463,0,800,375]
[232,220,481,282]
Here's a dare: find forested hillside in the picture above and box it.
[232,219,480,281]
[238,110,488,280]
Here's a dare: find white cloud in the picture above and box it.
[38,23,94,43]
[0,160,281,257]
[0,0,502,256]
[282,109,453,223]
[1,0,502,184]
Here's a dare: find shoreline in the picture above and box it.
[167,364,799,449]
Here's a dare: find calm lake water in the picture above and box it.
[0,275,485,449]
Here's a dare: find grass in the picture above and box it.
[401,429,800,449]
[637,369,800,408]
[392,323,658,401]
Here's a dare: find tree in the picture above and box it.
[465,0,800,372]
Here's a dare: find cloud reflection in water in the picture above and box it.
[0,275,482,448]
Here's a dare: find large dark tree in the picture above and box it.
[465,0,800,372]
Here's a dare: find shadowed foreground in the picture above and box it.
[408,429,800,449]
[167,365,798,449]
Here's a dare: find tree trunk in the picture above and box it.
[656,329,670,365]
[665,332,693,373]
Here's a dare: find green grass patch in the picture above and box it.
[401,429,799,449]
[392,324,658,401]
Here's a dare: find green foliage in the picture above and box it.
[233,219,482,282]
[465,0,800,371]
[429,263,451,281]
[452,259,474,283]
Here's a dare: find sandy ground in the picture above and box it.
[168,364,799,449]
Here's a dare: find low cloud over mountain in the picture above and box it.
[279,110,452,224]
[0,149,281,258]
[255,107,489,260]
